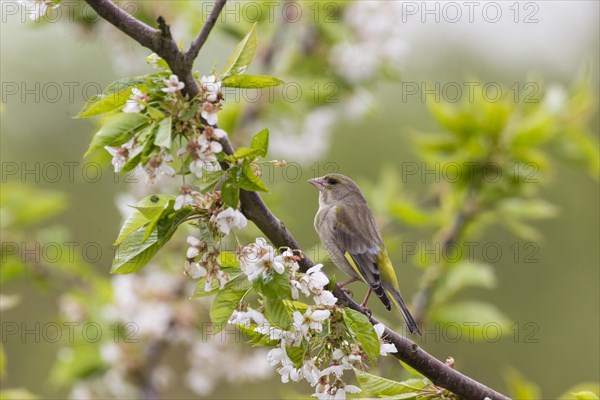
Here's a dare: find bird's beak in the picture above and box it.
[308,177,325,191]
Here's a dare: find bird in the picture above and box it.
[309,173,421,335]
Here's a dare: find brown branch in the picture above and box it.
[80,1,510,399]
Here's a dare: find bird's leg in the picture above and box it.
[338,277,360,297]
[359,288,373,317]
[338,277,360,287]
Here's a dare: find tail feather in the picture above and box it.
[383,282,422,335]
[372,284,391,311]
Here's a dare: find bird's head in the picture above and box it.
[308,173,366,206]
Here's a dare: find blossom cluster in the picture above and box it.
[103,72,227,185]
[230,238,399,399]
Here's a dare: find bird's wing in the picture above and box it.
[333,203,383,288]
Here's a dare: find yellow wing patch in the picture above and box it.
[343,251,366,282]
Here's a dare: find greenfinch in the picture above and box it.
[309,173,421,335]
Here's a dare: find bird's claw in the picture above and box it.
[360,306,372,318]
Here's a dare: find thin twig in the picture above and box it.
[79,1,510,398]
[187,0,228,62]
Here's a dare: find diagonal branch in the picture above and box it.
[79,1,510,399]
[187,0,228,62]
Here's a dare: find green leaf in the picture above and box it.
[250,128,269,158]
[343,309,380,364]
[194,169,225,193]
[154,116,172,148]
[558,383,600,400]
[76,75,148,118]
[210,287,249,333]
[432,301,512,340]
[220,252,239,269]
[146,53,170,71]
[572,393,600,400]
[433,262,496,305]
[238,162,268,192]
[221,23,258,78]
[222,75,284,88]
[286,342,307,368]
[263,297,292,330]
[253,271,292,300]
[84,113,149,157]
[221,178,240,208]
[354,369,428,397]
[233,146,262,160]
[111,206,194,274]
[113,195,174,245]
[399,361,424,377]
[192,271,248,298]
[504,369,542,400]
[235,324,279,347]
[0,183,66,229]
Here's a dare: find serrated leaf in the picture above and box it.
[222,75,284,88]
[154,116,172,148]
[111,206,193,274]
[343,309,380,364]
[220,252,239,269]
[210,287,249,333]
[253,271,292,300]
[195,169,225,193]
[399,360,424,377]
[250,128,269,157]
[84,113,149,157]
[192,270,248,298]
[113,195,174,245]
[235,324,279,347]
[221,178,240,208]
[286,342,307,368]
[76,76,148,118]
[239,162,268,192]
[263,297,292,330]
[221,23,258,78]
[354,368,428,397]
[233,146,262,160]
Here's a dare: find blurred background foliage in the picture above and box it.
[1,1,599,399]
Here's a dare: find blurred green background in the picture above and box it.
[1,1,599,399]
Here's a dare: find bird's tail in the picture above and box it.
[382,282,422,335]
[372,283,391,311]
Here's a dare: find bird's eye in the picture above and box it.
[326,177,338,185]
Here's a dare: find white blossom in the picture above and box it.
[122,88,147,113]
[228,307,266,327]
[144,153,176,183]
[313,290,337,307]
[201,102,219,125]
[184,260,207,279]
[104,146,128,172]
[162,74,185,93]
[175,185,200,210]
[201,75,222,102]
[374,323,397,356]
[214,207,248,235]
[293,307,330,339]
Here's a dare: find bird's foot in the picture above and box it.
[359,305,372,318]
